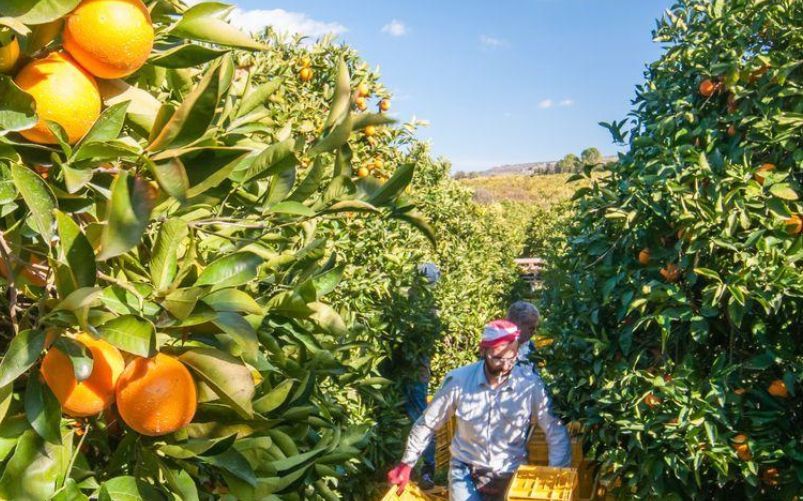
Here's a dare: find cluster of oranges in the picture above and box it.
[41,334,197,436]
[298,55,313,82]
[1,0,154,145]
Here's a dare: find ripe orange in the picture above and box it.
[63,0,154,79]
[644,392,661,408]
[733,387,747,396]
[785,214,802,235]
[767,379,788,398]
[355,96,367,111]
[0,36,20,74]
[660,263,680,283]
[41,333,125,417]
[115,353,197,436]
[373,157,384,170]
[357,83,370,97]
[727,125,737,137]
[638,248,650,265]
[0,254,48,287]
[698,79,718,97]
[761,467,780,486]
[356,166,370,177]
[379,99,391,112]
[299,67,313,82]
[15,52,101,144]
[754,163,775,185]
[735,444,752,461]
[364,125,377,137]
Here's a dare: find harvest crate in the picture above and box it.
[527,431,584,467]
[434,416,456,472]
[506,465,578,501]
[380,482,436,501]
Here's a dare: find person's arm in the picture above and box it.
[532,372,572,467]
[399,373,459,466]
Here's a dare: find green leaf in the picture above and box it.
[148,59,222,152]
[150,43,229,69]
[769,183,799,201]
[74,101,129,152]
[55,211,96,293]
[54,287,102,314]
[369,163,414,205]
[202,289,263,315]
[253,379,294,414]
[11,163,56,241]
[159,434,238,459]
[0,329,46,388]
[24,375,61,444]
[0,164,18,204]
[162,287,204,321]
[309,114,353,156]
[52,478,89,501]
[97,315,157,357]
[179,347,255,419]
[171,2,269,51]
[97,79,161,135]
[0,75,36,131]
[351,113,396,131]
[394,210,436,246]
[52,337,93,383]
[237,78,282,118]
[287,157,324,203]
[308,302,347,337]
[151,219,189,292]
[323,57,351,129]
[213,312,259,362]
[150,157,190,201]
[99,476,162,501]
[2,0,81,23]
[232,139,297,185]
[264,165,296,207]
[183,149,247,198]
[97,171,156,260]
[201,448,257,487]
[195,252,262,290]
[0,430,68,500]
[0,384,13,425]
[266,201,314,217]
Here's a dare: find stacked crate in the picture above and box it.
[506,466,578,501]
[526,428,601,499]
[434,416,456,472]
[380,483,437,501]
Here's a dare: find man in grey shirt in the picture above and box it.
[387,320,571,500]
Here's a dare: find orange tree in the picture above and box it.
[0,1,431,498]
[537,0,802,498]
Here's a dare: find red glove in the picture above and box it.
[387,463,413,495]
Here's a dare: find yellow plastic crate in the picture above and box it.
[527,433,584,467]
[434,416,456,472]
[380,482,435,501]
[506,466,578,501]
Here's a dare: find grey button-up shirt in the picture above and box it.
[401,361,571,473]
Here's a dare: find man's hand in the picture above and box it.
[387,463,413,495]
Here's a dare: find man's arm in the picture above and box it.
[532,372,572,467]
[400,374,458,466]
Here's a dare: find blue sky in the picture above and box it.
[224,1,675,172]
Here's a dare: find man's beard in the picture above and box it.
[484,360,512,378]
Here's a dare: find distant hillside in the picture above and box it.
[459,173,589,207]
[455,156,617,178]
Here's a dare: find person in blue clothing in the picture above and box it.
[400,262,441,489]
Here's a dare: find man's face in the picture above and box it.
[483,341,519,377]
[517,318,538,342]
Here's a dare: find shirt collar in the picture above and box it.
[475,361,518,391]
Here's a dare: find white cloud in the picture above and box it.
[538,99,554,109]
[480,35,508,48]
[223,8,347,38]
[381,20,407,37]
[559,99,575,107]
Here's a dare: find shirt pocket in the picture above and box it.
[498,392,530,439]
[455,391,485,438]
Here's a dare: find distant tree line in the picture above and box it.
[453,147,610,179]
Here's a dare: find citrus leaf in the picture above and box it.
[769,183,799,201]
[0,75,36,131]
[24,375,61,444]
[179,347,255,419]
[97,315,157,357]
[202,289,263,315]
[0,430,67,500]
[287,157,324,203]
[97,171,156,260]
[99,476,162,501]
[52,337,93,383]
[151,218,189,292]
[323,57,350,129]
[237,78,282,118]
[74,101,129,152]
[253,379,295,414]
[171,2,269,51]
[368,163,414,205]
[2,0,81,24]
[55,210,96,292]
[195,252,262,290]
[150,43,229,69]
[0,329,46,388]
[11,163,56,241]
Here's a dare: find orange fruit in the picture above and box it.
[63,0,154,79]
[761,467,780,486]
[733,387,747,396]
[356,166,370,177]
[299,67,313,82]
[355,96,367,111]
[364,125,377,137]
[379,99,391,112]
[299,55,311,68]
[0,36,20,74]
[727,125,737,137]
[735,444,752,461]
[785,214,802,235]
[638,248,650,265]
[0,254,48,287]
[15,52,101,144]
[754,163,775,185]
[727,94,738,113]
[644,392,661,408]
[115,353,197,436]
[357,83,370,97]
[732,433,748,446]
[660,263,680,283]
[41,333,125,417]
[699,79,718,97]
[767,379,788,398]
[373,157,384,170]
